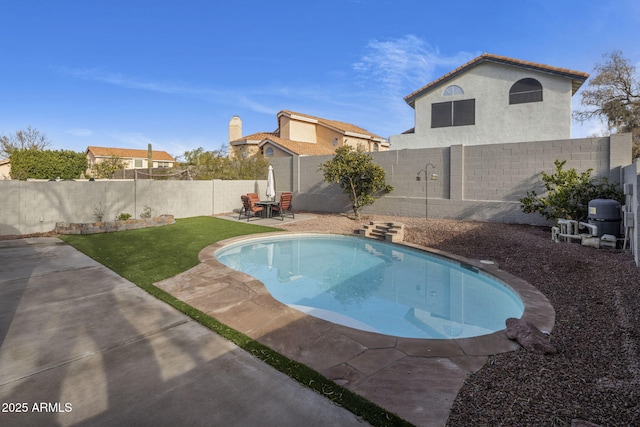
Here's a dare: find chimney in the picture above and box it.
[229,116,242,142]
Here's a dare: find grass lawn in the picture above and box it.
[60,216,409,427]
[59,216,280,286]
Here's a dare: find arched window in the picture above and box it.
[509,78,542,104]
[443,85,464,96]
[264,146,274,157]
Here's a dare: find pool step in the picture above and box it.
[358,221,404,243]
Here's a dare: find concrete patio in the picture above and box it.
[215,211,318,227]
[0,238,366,426]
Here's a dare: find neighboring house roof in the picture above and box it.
[404,53,590,108]
[86,146,175,161]
[0,158,9,166]
[232,132,336,156]
[230,132,278,144]
[278,110,388,142]
[259,135,337,156]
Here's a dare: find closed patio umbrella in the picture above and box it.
[266,165,276,201]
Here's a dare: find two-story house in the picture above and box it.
[390,53,590,149]
[229,110,389,158]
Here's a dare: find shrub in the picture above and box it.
[10,149,87,180]
[520,159,624,222]
[116,213,132,221]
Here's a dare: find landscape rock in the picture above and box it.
[505,317,557,355]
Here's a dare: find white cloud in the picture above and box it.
[353,35,476,96]
[572,116,610,139]
[348,35,479,136]
[56,66,204,97]
[66,128,93,137]
[111,131,155,149]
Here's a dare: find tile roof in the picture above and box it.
[259,135,337,156]
[86,146,175,161]
[230,132,278,143]
[278,110,386,141]
[404,53,590,107]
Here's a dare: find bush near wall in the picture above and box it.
[10,149,87,180]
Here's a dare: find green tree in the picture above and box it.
[10,149,87,180]
[1,126,51,158]
[319,146,393,219]
[90,155,127,179]
[520,159,624,222]
[574,50,640,159]
[180,147,268,180]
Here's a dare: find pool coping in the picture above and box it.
[155,231,555,427]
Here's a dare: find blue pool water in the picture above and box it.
[215,234,524,339]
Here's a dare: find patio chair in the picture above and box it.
[239,195,264,221]
[247,193,259,204]
[272,192,294,220]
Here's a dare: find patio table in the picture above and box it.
[255,201,278,218]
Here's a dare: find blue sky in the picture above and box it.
[1,0,639,159]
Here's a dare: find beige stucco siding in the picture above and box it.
[262,143,292,158]
[283,118,316,143]
[316,125,342,150]
[343,137,366,150]
[0,162,10,179]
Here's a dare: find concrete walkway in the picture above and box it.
[0,238,367,426]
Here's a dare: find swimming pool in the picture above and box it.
[214,234,524,339]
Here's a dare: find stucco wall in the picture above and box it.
[262,143,292,158]
[391,62,574,149]
[0,179,267,236]
[316,125,341,150]
[284,118,316,143]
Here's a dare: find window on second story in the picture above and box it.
[431,99,475,128]
[509,78,543,104]
[443,85,464,96]
[264,146,274,157]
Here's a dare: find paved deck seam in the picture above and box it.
[0,318,194,388]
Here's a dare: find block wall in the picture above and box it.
[1,133,636,263]
[0,179,266,235]
[278,134,633,226]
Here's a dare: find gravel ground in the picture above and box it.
[281,213,640,427]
